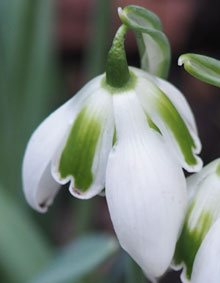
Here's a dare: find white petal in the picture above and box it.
[131,67,202,172]
[22,75,103,212]
[155,78,198,136]
[130,66,198,136]
[51,85,114,199]
[172,159,220,282]
[187,158,220,202]
[106,90,187,279]
[191,218,220,283]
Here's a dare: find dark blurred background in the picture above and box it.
[1,0,220,282]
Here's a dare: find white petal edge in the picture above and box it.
[51,86,114,199]
[106,90,187,279]
[187,158,220,202]
[22,75,103,212]
[191,218,220,283]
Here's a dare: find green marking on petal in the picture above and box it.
[155,89,197,166]
[146,114,161,134]
[174,203,214,279]
[112,127,117,146]
[58,106,101,192]
[216,163,220,177]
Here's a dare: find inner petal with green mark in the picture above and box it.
[135,76,202,172]
[53,89,114,198]
[174,173,220,280]
[174,204,214,280]
[58,106,101,191]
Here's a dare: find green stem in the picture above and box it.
[106,24,130,88]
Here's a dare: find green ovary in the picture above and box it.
[156,91,197,166]
[174,204,214,279]
[58,106,101,192]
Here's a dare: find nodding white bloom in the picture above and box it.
[22,5,202,282]
[173,159,220,283]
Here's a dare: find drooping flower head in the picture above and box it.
[22,5,202,282]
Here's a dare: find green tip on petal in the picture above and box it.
[178,53,220,88]
[118,5,171,79]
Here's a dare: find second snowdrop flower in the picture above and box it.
[173,159,220,283]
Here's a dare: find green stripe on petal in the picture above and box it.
[174,169,220,280]
[146,114,161,134]
[135,76,201,171]
[156,90,197,166]
[58,106,101,192]
[112,127,117,146]
[174,203,214,279]
[119,5,171,79]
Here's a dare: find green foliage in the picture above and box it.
[31,234,119,283]
[0,1,122,282]
[0,0,60,195]
[0,185,53,282]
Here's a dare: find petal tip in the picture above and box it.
[178,55,185,66]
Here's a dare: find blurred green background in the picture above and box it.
[0,0,220,282]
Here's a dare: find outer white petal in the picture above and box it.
[130,66,198,135]
[106,90,187,280]
[51,85,114,199]
[131,67,202,172]
[191,218,220,283]
[155,77,198,136]
[22,75,103,212]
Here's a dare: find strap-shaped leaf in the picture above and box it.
[118,5,171,79]
[32,233,118,283]
[178,53,220,88]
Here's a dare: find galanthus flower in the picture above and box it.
[22,5,202,282]
[173,159,220,283]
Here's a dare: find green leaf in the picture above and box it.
[125,255,147,283]
[32,233,119,283]
[119,5,171,79]
[0,0,60,196]
[83,0,112,80]
[0,185,52,283]
[178,53,220,88]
